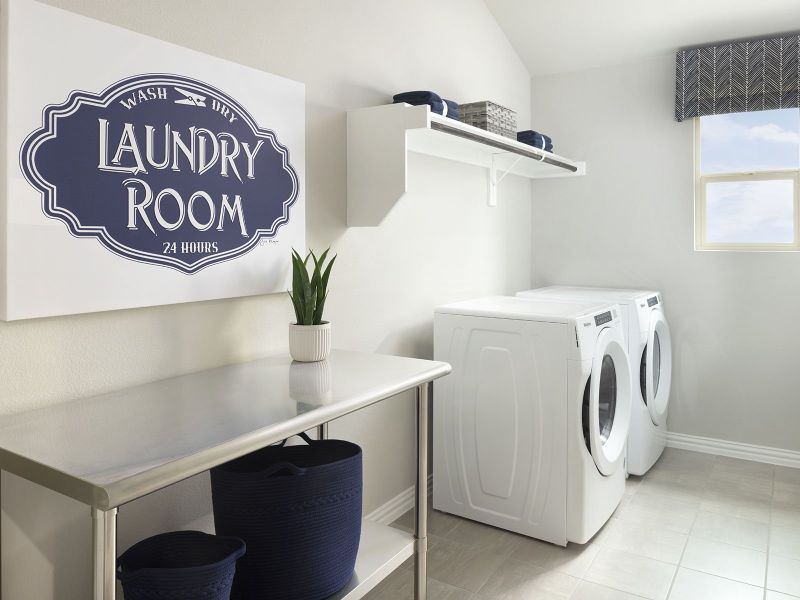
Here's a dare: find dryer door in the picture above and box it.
[588,328,632,476]
[643,310,671,426]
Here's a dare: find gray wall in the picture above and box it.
[1,1,533,598]
[530,54,800,452]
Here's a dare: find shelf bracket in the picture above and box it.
[488,154,523,207]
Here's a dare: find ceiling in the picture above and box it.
[484,0,800,77]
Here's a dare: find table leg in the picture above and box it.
[414,382,430,600]
[92,507,117,600]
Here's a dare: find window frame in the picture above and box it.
[694,117,800,252]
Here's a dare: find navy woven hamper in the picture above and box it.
[116,530,246,600]
[211,432,362,600]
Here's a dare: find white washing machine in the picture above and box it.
[517,287,671,476]
[433,296,631,546]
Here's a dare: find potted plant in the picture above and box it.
[288,248,336,362]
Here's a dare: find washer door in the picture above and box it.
[588,329,631,476]
[643,310,671,426]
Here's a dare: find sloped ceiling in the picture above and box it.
[484,0,800,76]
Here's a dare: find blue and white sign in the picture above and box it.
[1,0,305,320]
[21,74,300,274]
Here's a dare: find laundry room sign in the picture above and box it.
[0,0,305,320]
[21,74,299,275]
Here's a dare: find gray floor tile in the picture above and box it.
[699,489,771,524]
[571,580,650,599]
[604,519,688,564]
[712,456,775,481]
[773,505,800,530]
[372,451,800,600]
[625,475,644,494]
[774,481,800,509]
[584,546,677,600]
[658,448,716,468]
[616,494,698,534]
[636,477,705,506]
[704,473,773,502]
[771,525,800,561]
[439,516,521,556]
[367,565,476,600]
[766,590,800,600]
[680,536,766,586]
[476,557,579,599]
[425,534,508,593]
[768,554,800,597]
[508,534,601,578]
[668,567,763,600]
[691,511,769,551]
[612,493,635,519]
[775,467,800,486]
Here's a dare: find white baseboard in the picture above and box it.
[366,474,433,526]
[369,436,800,524]
[667,432,800,469]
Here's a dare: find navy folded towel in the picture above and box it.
[517,130,553,152]
[393,91,441,105]
[393,91,459,120]
[444,99,459,120]
[517,130,552,144]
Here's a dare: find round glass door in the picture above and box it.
[643,310,671,426]
[639,329,662,404]
[598,355,617,443]
[584,328,631,476]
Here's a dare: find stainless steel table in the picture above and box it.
[0,350,451,600]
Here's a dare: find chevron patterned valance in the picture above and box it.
[675,34,800,122]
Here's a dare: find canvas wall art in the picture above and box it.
[0,0,305,320]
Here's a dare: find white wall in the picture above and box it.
[530,54,800,453]
[1,1,532,598]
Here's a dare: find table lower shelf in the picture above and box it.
[331,520,414,599]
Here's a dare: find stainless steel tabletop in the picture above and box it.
[0,350,451,509]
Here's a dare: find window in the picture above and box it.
[695,108,800,250]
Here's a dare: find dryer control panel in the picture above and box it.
[638,292,663,309]
[574,306,622,361]
[635,292,665,340]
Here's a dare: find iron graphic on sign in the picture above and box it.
[20,73,299,274]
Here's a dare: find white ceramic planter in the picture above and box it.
[289,322,332,362]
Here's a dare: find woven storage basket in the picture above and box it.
[116,530,245,600]
[459,101,517,139]
[211,432,362,600]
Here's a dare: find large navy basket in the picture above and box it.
[117,530,246,600]
[211,432,362,600]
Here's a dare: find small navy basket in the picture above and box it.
[211,432,363,600]
[117,530,246,600]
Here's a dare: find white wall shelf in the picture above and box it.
[347,103,586,226]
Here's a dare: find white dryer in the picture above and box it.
[517,287,671,475]
[433,296,631,546]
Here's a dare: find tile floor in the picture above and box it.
[365,448,800,600]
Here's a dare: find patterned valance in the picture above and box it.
[675,34,800,121]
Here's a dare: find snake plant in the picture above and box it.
[288,248,336,326]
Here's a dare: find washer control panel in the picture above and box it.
[594,311,613,326]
